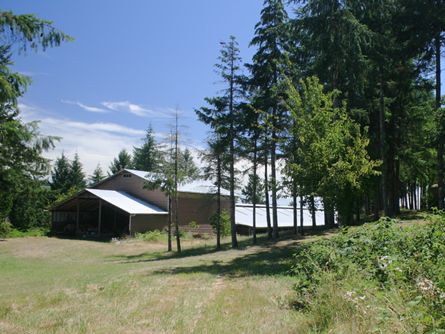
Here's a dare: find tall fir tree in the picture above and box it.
[50,153,72,194]
[69,153,86,190]
[132,125,162,172]
[195,36,245,248]
[249,0,290,239]
[89,164,105,186]
[109,149,133,175]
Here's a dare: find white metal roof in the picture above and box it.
[235,204,326,228]
[86,189,168,215]
[123,169,230,196]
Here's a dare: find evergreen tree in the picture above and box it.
[249,0,290,239]
[195,36,245,248]
[0,11,70,226]
[50,153,72,194]
[201,135,230,249]
[89,164,106,186]
[241,174,265,204]
[69,153,86,190]
[109,149,133,175]
[178,148,200,181]
[132,125,162,172]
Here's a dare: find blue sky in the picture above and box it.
[4,0,263,174]
[4,1,445,177]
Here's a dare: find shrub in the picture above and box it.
[290,216,445,332]
[210,210,230,237]
[135,230,166,242]
[0,220,12,238]
[5,227,49,238]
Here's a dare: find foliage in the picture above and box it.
[284,76,380,224]
[132,125,162,172]
[0,219,12,237]
[135,230,167,242]
[108,149,133,175]
[210,210,231,237]
[5,227,48,238]
[188,221,199,230]
[50,153,86,195]
[178,148,200,181]
[241,173,265,204]
[0,11,69,228]
[290,216,445,332]
[8,180,52,230]
[89,163,106,186]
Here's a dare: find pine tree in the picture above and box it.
[201,135,230,249]
[69,153,86,190]
[249,0,290,239]
[109,149,133,175]
[241,174,265,204]
[195,36,245,248]
[50,153,72,194]
[178,148,200,181]
[89,164,105,186]
[132,125,162,172]
[0,11,70,225]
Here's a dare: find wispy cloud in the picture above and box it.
[19,103,146,174]
[61,100,108,113]
[102,100,171,118]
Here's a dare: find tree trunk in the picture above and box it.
[271,121,279,240]
[292,181,297,235]
[168,196,172,251]
[436,34,444,210]
[379,67,389,216]
[252,138,258,244]
[264,140,272,239]
[413,182,418,211]
[174,112,181,253]
[300,194,304,235]
[310,196,316,229]
[216,152,221,250]
[229,55,238,249]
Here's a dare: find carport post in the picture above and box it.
[113,209,117,233]
[76,199,80,233]
[129,214,135,236]
[98,199,102,236]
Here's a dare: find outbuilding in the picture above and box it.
[51,169,230,237]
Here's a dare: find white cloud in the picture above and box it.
[102,101,170,118]
[19,103,146,175]
[61,100,107,113]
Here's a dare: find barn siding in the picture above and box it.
[130,214,169,235]
[177,193,231,226]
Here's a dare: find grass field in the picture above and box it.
[0,232,333,334]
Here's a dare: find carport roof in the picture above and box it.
[86,189,168,215]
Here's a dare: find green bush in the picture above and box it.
[6,227,49,238]
[0,220,12,238]
[135,230,167,242]
[210,210,231,237]
[290,216,445,332]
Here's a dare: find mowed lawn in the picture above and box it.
[0,233,327,334]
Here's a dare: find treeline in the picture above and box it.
[196,0,445,247]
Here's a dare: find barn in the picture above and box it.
[50,169,230,237]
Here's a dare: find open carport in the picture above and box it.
[51,189,168,237]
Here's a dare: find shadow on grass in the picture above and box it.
[50,234,113,243]
[151,242,297,277]
[108,228,337,275]
[396,210,427,221]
